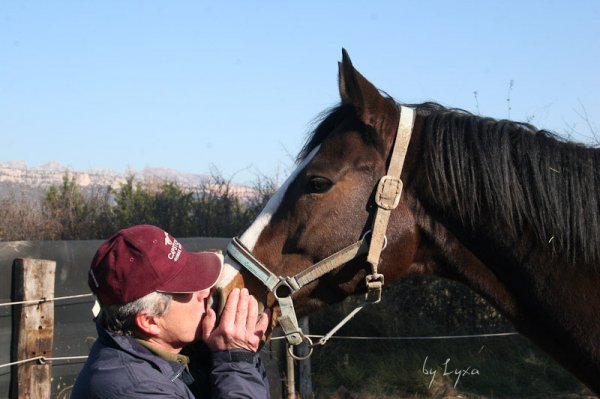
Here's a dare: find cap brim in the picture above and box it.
[157,251,223,293]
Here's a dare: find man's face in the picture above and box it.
[154,289,212,351]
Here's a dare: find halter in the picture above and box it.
[227,105,415,359]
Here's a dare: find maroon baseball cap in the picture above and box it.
[89,224,223,305]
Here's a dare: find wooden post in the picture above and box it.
[11,258,56,399]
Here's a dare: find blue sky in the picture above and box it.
[1,1,598,184]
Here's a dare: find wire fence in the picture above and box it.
[0,292,519,370]
[271,331,519,342]
[0,293,93,307]
[0,356,89,369]
[0,331,520,370]
[0,292,95,369]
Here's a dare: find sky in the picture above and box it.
[1,1,599,185]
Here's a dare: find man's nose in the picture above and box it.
[195,289,210,301]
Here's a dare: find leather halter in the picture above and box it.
[227,105,415,356]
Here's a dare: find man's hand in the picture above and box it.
[201,288,269,352]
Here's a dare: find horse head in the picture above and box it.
[215,50,421,340]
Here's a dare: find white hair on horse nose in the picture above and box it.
[217,146,321,288]
[240,145,321,250]
[217,254,241,288]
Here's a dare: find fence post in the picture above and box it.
[11,258,56,399]
[298,317,313,398]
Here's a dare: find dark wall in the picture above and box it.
[0,238,283,398]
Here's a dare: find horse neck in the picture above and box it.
[388,111,600,391]
[403,196,600,393]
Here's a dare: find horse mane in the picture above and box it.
[299,101,600,264]
[418,103,600,264]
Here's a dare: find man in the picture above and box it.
[72,224,270,398]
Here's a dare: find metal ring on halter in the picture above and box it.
[360,230,388,250]
[287,335,314,361]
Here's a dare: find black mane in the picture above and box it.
[419,104,600,264]
[300,102,600,264]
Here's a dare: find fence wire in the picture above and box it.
[0,293,93,307]
[0,331,519,370]
[0,356,89,369]
[271,331,519,342]
[0,293,94,369]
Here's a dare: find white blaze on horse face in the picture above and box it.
[217,146,321,288]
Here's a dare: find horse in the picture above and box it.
[216,49,600,394]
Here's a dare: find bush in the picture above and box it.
[307,277,585,398]
[0,172,277,241]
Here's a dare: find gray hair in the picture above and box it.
[96,291,173,336]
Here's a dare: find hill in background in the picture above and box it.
[0,160,210,189]
[0,160,254,200]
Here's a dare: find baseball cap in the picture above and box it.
[89,224,223,305]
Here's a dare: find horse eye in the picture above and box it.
[307,176,333,193]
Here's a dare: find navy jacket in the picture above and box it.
[71,324,270,398]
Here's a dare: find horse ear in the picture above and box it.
[338,49,387,128]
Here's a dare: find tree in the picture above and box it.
[44,173,115,240]
[44,173,86,239]
[80,185,115,239]
[152,181,194,236]
[0,186,58,240]
[113,176,156,229]
[190,178,236,237]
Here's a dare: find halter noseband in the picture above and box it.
[227,105,415,358]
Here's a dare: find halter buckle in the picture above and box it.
[365,273,384,303]
[376,175,403,210]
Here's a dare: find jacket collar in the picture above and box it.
[95,322,186,380]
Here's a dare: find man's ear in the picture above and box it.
[135,311,161,336]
